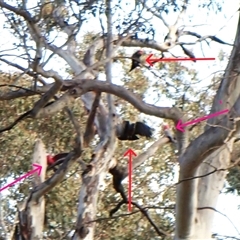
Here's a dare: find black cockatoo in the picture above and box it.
[117,121,153,141]
[129,50,146,72]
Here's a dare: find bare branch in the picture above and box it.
[30,83,63,117]
[72,79,183,120]
[83,92,101,147]
[0,109,31,133]
[198,207,240,235]
[83,38,106,67]
[131,201,170,237]
[0,89,79,133]
[120,36,172,52]
[140,1,169,28]
[64,107,83,150]
[0,78,184,120]
[109,200,170,237]
[84,34,134,74]
[212,234,240,240]
[0,84,40,94]
[179,31,233,46]
[89,205,175,223]
[175,157,240,185]
[0,57,47,85]
[32,89,79,118]
[0,1,33,21]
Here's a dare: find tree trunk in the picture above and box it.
[194,140,234,239]
[175,12,240,239]
[72,144,117,240]
[14,139,47,240]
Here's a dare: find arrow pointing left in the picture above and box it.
[0,164,42,192]
[176,109,229,132]
[146,54,215,66]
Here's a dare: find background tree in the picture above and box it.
[0,0,239,239]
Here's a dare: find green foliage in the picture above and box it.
[0,0,235,238]
[0,73,87,238]
[0,45,225,238]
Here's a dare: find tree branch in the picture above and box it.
[72,79,183,120]
[0,89,79,133]
[105,0,115,144]
[109,200,170,237]
[180,31,233,46]
[198,207,240,235]
[83,92,101,147]
[175,15,240,237]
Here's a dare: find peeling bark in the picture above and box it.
[73,141,117,239]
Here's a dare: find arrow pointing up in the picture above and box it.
[124,149,137,212]
[124,149,137,157]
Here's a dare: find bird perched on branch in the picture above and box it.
[47,152,68,166]
[129,50,147,72]
[117,121,153,140]
[162,124,177,143]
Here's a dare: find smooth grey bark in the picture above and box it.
[175,13,240,239]
[29,140,47,239]
[14,140,47,240]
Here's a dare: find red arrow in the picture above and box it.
[176,109,229,132]
[146,54,215,66]
[0,164,42,192]
[124,149,137,212]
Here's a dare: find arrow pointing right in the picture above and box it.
[0,164,42,193]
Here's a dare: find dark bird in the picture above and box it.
[117,121,153,141]
[129,50,145,72]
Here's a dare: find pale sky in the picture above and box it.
[0,0,240,238]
